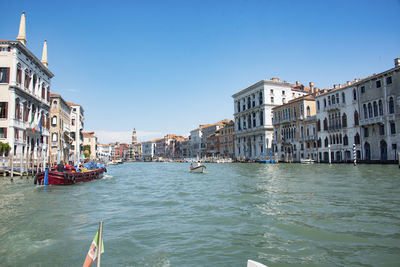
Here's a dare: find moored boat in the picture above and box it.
[34,162,107,185]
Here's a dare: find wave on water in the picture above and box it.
[103,174,114,179]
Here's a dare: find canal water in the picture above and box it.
[0,163,399,267]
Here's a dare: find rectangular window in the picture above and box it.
[376,80,381,88]
[379,124,385,135]
[0,102,8,118]
[386,76,392,85]
[0,68,10,83]
[14,129,19,140]
[270,89,273,94]
[0,128,7,138]
[282,90,285,95]
[17,69,22,84]
[271,97,274,103]
[390,122,396,134]
[364,127,369,137]
[361,86,365,93]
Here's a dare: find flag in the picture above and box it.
[83,230,104,267]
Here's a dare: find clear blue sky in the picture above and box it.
[1,0,399,143]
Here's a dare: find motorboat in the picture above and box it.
[190,164,206,173]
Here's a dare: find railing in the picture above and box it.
[359,116,384,126]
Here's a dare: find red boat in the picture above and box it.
[35,167,107,185]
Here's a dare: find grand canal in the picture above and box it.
[0,162,399,266]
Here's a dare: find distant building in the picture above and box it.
[49,93,71,163]
[233,78,311,160]
[0,13,52,161]
[190,120,229,158]
[218,120,235,159]
[82,132,97,160]
[97,144,112,162]
[142,138,159,160]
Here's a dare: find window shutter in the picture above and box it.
[5,102,8,119]
[6,68,10,83]
[4,128,7,138]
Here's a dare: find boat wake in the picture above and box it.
[103,174,114,180]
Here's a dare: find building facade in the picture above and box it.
[233,78,310,160]
[49,93,71,163]
[0,13,52,162]
[68,102,84,164]
[358,58,400,162]
[273,93,317,162]
[218,120,235,159]
[82,132,97,161]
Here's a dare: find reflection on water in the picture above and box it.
[0,163,399,266]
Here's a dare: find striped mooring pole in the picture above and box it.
[353,144,357,166]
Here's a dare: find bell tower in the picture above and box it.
[132,128,137,144]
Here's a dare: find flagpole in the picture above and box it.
[97,221,103,267]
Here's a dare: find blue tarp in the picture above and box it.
[83,161,105,170]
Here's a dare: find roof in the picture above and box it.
[82,132,95,137]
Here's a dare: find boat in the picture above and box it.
[300,158,315,164]
[34,162,107,185]
[190,164,206,173]
[247,259,268,267]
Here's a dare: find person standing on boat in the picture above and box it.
[57,161,64,172]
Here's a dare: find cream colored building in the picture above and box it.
[0,13,52,161]
[83,132,97,160]
[233,78,311,160]
[67,102,85,164]
[49,93,71,163]
[273,93,317,162]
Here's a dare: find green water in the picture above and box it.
[0,163,399,266]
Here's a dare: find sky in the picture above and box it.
[1,0,399,143]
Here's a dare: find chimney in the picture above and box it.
[309,82,314,93]
[296,81,300,86]
[347,81,351,86]
[395,58,400,68]
[271,77,280,82]
[333,84,339,89]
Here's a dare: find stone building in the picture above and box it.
[49,93,71,163]
[0,13,52,162]
[273,91,317,162]
[233,78,311,160]
[67,102,84,164]
[358,58,400,162]
[82,132,97,161]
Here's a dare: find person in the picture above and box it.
[57,161,64,172]
[190,162,194,169]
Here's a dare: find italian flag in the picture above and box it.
[83,230,104,267]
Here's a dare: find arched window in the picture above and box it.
[339,134,342,144]
[389,97,394,114]
[318,138,321,147]
[324,98,327,107]
[330,135,333,144]
[342,92,346,103]
[52,132,58,142]
[378,100,383,115]
[354,111,359,126]
[306,106,310,117]
[373,101,378,117]
[343,135,348,146]
[317,101,320,111]
[323,118,328,131]
[368,103,373,118]
[324,137,328,147]
[51,115,57,126]
[353,89,356,100]
[354,133,360,145]
[15,98,21,120]
[342,113,347,128]
[317,119,321,131]
[363,104,367,119]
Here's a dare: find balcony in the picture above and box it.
[305,135,316,141]
[359,116,384,126]
[324,102,344,111]
[327,124,343,132]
